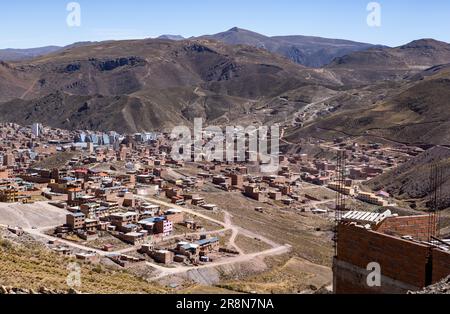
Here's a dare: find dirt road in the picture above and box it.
[150,244,292,279]
[1,195,292,281]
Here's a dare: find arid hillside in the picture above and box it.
[1,37,450,136]
[365,146,450,210]
[0,38,343,132]
[327,39,450,84]
[198,27,376,67]
[0,229,167,294]
[287,63,450,146]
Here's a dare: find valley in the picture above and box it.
[0,26,449,296]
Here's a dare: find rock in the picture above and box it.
[67,288,80,294]
[39,287,52,294]
[410,275,450,294]
[0,285,71,294]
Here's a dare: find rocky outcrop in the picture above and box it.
[0,285,81,294]
[409,276,450,294]
[90,57,146,72]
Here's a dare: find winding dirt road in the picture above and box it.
[2,194,292,281]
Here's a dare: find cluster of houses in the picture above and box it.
[2,122,444,281]
[327,181,390,207]
[62,203,187,245]
[139,234,221,265]
[0,122,421,239]
[0,122,413,213]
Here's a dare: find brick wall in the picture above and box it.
[432,248,450,284]
[333,258,418,294]
[336,223,430,292]
[335,223,450,293]
[375,215,435,241]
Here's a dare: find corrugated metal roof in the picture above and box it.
[341,210,394,226]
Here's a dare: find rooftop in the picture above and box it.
[341,210,395,226]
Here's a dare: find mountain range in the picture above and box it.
[0,37,339,132]
[198,27,378,67]
[287,42,450,146]
[0,27,376,67]
[0,46,62,62]
[0,27,450,147]
[0,42,99,62]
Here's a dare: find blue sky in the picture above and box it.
[1,0,450,49]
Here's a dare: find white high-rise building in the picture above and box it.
[32,123,42,137]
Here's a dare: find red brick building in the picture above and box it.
[333,213,450,294]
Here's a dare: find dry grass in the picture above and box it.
[84,233,130,251]
[0,236,166,294]
[179,285,242,294]
[234,235,272,254]
[219,230,233,247]
[217,255,332,294]
[199,191,334,266]
[195,210,226,223]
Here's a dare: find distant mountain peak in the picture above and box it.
[401,38,450,50]
[228,27,241,32]
[157,35,185,41]
[198,27,374,67]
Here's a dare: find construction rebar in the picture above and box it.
[428,163,443,242]
[334,150,346,257]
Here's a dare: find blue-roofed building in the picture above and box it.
[196,237,219,247]
[174,236,220,262]
[153,216,166,222]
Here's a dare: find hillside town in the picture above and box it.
[0,122,448,293]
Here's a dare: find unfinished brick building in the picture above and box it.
[333,211,450,294]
